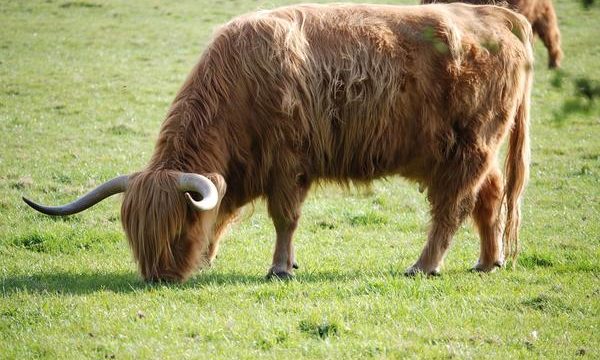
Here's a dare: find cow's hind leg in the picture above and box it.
[266,175,310,280]
[406,144,489,275]
[472,166,504,272]
[406,189,476,275]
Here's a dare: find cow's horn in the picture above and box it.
[22,175,130,216]
[178,173,218,211]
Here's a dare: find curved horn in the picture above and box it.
[178,173,218,211]
[22,175,129,216]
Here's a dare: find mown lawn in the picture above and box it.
[1,0,598,358]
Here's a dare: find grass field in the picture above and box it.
[1,0,599,358]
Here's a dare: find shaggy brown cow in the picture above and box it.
[421,0,562,68]
[23,3,533,282]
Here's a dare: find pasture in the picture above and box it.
[1,0,598,358]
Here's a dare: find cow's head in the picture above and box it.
[23,170,227,282]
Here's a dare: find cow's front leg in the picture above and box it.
[532,6,562,68]
[267,215,299,279]
[206,207,240,267]
[265,174,310,280]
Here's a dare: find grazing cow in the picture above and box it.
[23,3,533,282]
[421,0,562,68]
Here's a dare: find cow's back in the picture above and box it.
[200,4,533,186]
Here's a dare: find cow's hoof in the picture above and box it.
[472,260,504,273]
[404,265,440,277]
[266,270,294,281]
[292,262,299,269]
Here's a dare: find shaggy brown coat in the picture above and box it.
[421,0,562,68]
[120,3,534,281]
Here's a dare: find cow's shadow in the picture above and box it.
[0,271,259,295]
[0,268,377,295]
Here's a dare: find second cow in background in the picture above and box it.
[421,0,562,68]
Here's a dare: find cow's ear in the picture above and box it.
[206,173,226,200]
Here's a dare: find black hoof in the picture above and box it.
[266,271,294,281]
[292,262,299,269]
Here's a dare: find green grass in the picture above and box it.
[1,0,599,358]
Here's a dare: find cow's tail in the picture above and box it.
[503,52,533,266]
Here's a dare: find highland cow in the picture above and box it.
[24,3,533,282]
[421,0,562,68]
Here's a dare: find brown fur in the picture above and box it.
[421,0,562,68]
[121,3,533,281]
